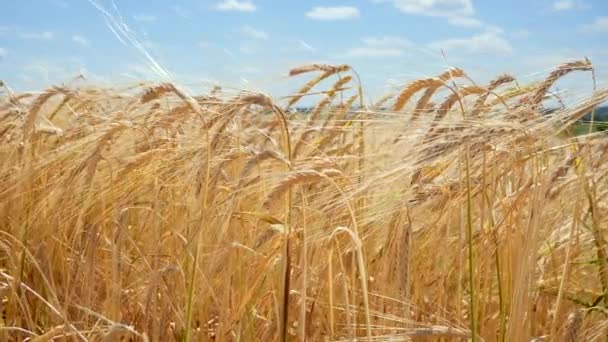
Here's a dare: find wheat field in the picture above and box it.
[1,60,607,341]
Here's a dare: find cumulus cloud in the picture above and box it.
[553,0,574,10]
[19,31,54,40]
[375,0,488,30]
[428,31,513,55]
[72,35,90,47]
[305,6,360,20]
[375,0,474,17]
[447,16,483,27]
[581,16,608,33]
[214,0,256,12]
[341,35,412,58]
[240,26,268,40]
[552,0,589,11]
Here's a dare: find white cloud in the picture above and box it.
[447,16,483,27]
[553,0,574,10]
[0,48,6,59]
[375,0,487,31]
[305,6,360,20]
[72,35,90,47]
[19,31,54,40]
[214,0,256,12]
[582,17,608,33]
[428,31,513,55]
[375,0,473,17]
[341,35,411,58]
[240,26,268,40]
[171,5,191,18]
[362,36,413,47]
[552,0,589,11]
[133,14,157,22]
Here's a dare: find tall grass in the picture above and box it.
[1,60,608,341]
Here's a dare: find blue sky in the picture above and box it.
[0,0,607,100]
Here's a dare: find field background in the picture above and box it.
[1,59,608,341]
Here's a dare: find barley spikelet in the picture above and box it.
[438,68,466,81]
[48,93,73,121]
[34,123,63,137]
[288,64,350,77]
[330,94,359,125]
[371,93,395,110]
[23,86,69,145]
[294,87,353,155]
[313,126,350,155]
[472,74,515,116]
[151,103,191,131]
[239,149,291,186]
[406,325,470,338]
[393,79,442,111]
[0,123,17,139]
[29,325,67,342]
[293,127,322,157]
[117,148,169,178]
[286,70,334,108]
[308,75,352,123]
[406,68,467,118]
[392,69,466,112]
[69,124,128,181]
[264,168,342,206]
[561,310,583,342]
[424,86,486,139]
[238,92,274,108]
[142,83,203,117]
[412,87,440,116]
[141,83,175,103]
[530,60,592,108]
